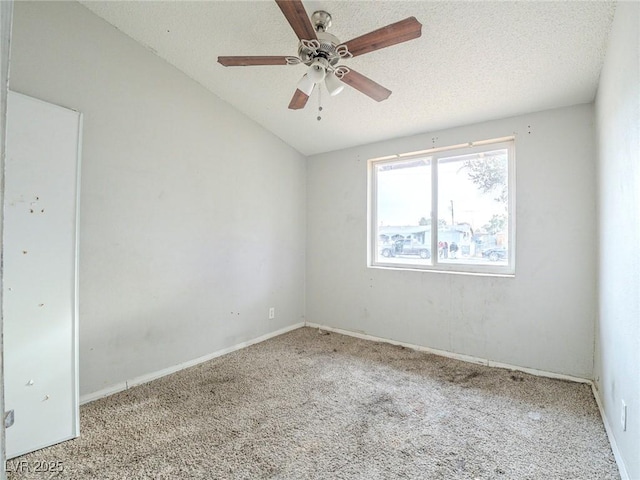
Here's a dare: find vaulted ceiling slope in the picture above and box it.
[80,1,616,156]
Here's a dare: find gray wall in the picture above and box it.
[594,2,640,478]
[307,104,597,379]
[10,1,306,397]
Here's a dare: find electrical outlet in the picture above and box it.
[268,307,275,320]
[621,400,627,431]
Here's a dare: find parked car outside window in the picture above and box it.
[379,238,431,259]
[481,246,507,261]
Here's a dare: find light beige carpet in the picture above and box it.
[9,327,619,479]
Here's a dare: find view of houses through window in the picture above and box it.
[371,140,514,274]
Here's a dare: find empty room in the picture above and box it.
[1,1,638,479]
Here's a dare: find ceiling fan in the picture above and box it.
[218,1,422,110]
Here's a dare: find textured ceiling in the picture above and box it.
[80,1,616,156]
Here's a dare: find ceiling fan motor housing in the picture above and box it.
[298,11,342,67]
[298,31,342,66]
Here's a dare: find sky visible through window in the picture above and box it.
[377,161,430,226]
[377,155,505,230]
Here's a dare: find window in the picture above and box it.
[369,138,515,275]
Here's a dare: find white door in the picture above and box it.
[3,91,81,459]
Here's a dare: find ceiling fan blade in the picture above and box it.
[275,0,317,41]
[288,88,311,110]
[340,69,392,102]
[218,56,290,67]
[341,17,422,58]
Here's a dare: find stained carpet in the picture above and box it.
[9,327,619,479]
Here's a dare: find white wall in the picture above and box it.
[9,1,306,397]
[307,104,597,379]
[594,2,640,478]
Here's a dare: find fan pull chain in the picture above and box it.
[317,87,322,121]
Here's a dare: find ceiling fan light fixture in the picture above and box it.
[307,58,327,83]
[325,71,344,96]
[296,74,315,96]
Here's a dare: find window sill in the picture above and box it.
[368,263,515,278]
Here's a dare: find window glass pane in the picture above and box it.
[375,158,432,265]
[437,149,509,266]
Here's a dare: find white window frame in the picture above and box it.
[368,137,516,276]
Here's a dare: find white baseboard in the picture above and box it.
[80,322,305,405]
[81,381,129,405]
[591,383,630,480]
[304,322,592,384]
